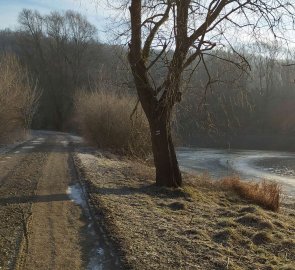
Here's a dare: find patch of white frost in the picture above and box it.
[22,146,35,149]
[61,140,69,147]
[31,140,42,144]
[67,183,87,208]
[69,135,83,143]
[87,247,105,270]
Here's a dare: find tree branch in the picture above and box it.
[142,2,171,61]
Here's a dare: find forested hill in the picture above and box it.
[0,9,295,150]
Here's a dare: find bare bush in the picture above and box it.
[0,54,39,143]
[219,176,281,212]
[74,89,151,158]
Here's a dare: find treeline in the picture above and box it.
[0,9,127,131]
[177,45,295,148]
[0,9,294,150]
[0,54,39,142]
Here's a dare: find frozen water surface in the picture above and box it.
[22,146,35,149]
[177,148,295,197]
[67,183,120,270]
[67,184,86,207]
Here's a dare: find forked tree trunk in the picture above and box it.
[148,114,182,187]
[128,0,182,187]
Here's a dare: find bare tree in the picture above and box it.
[125,0,295,187]
[0,54,40,142]
[18,9,97,130]
[247,41,281,131]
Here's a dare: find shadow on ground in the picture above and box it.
[0,194,71,206]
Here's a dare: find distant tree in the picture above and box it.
[0,54,39,142]
[125,0,295,187]
[17,9,97,130]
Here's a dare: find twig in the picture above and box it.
[226,257,230,269]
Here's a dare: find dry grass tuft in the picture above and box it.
[213,228,236,243]
[236,213,273,229]
[74,90,151,158]
[0,53,39,143]
[252,231,272,245]
[219,176,281,212]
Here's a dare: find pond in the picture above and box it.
[177,148,295,198]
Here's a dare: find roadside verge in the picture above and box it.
[74,150,295,270]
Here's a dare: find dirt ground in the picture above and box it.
[1,133,294,270]
[0,133,99,270]
[75,150,295,270]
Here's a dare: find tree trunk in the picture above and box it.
[128,0,182,187]
[149,115,182,187]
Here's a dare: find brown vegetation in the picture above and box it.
[219,176,281,212]
[74,151,295,270]
[74,90,151,158]
[127,0,295,187]
[0,54,39,143]
[17,9,97,130]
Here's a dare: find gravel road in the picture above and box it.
[0,131,118,270]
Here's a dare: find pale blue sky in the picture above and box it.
[0,0,111,40]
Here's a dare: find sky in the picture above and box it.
[0,1,294,50]
[0,0,112,40]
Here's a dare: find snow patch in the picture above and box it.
[66,183,86,208]
[69,135,83,143]
[87,247,105,270]
[22,146,35,149]
[31,140,42,144]
[177,148,295,198]
[67,183,116,270]
[61,140,69,147]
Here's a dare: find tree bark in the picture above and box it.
[149,113,182,187]
[127,0,295,187]
[128,0,182,187]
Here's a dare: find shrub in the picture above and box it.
[74,90,151,158]
[219,176,281,212]
[0,54,39,143]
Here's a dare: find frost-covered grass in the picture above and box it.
[75,151,295,270]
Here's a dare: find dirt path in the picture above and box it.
[0,132,117,270]
[18,150,86,269]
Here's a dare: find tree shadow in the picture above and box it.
[0,193,71,206]
[89,182,188,200]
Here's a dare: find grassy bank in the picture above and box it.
[75,151,295,270]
